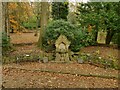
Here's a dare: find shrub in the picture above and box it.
[112,32,120,46]
[22,16,37,29]
[43,20,95,52]
[22,22,36,29]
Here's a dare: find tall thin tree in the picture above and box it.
[38,1,49,49]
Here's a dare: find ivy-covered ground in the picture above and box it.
[2,33,119,88]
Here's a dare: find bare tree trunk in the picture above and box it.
[30,2,40,36]
[2,2,6,33]
[38,2,49,49]
[2,2,11,47]
[94,25,98,43]
[34,16,38,36]
[34,3,40,36]
[0,2,2,86]
[5,2,10,39]
[2,2,9,40]
[105,29,115,45]
[17,3,21,33]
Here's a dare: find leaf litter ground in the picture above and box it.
[2,33,119,88]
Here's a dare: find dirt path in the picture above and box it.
[2,69,118,88]
[3,62,119,88]
[10,33,39,44]
[3,62,118,78]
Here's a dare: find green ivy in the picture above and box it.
[2,32,11,54]
[2,32,10,48]
[80,52,119,70]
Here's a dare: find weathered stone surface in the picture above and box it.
[77,57,84,64]
[55,35,70,52]
[55,35,71,62]
[43,57,48,63]
[55,53,61,61]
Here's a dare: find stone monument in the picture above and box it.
[55,34,71,62]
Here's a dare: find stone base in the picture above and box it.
[55,53,70,62]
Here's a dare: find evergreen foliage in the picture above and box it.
[2,32,11,53]
[42,20,95,52]
[76,2,120,45]
[52,2,68,20]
